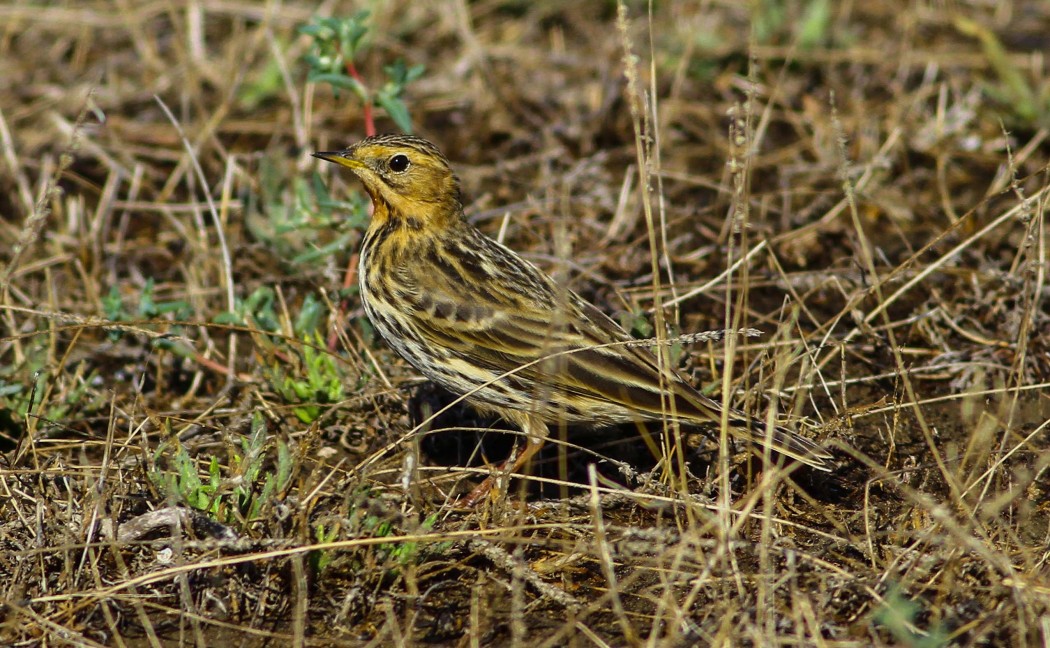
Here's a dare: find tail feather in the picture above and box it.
[728,414,833,471]
[670,387,832,471]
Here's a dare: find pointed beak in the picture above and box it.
[312,151,365,170]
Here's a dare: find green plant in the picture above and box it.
[752,0,834,49]
[252,292,348,424]
[0,337,101,439]
[619,310,685,366]
[873,584,949,648]
[361,510,440,569]
[238,52,286,111]
[216,286,353,425]
[620,308,653,339]
[310,522,340,573]
[301,12,425,134]
[271,329,346,423]
[955,16,1050,128]
[213,285,281,333]
[150,413,293,528]
[103,279,193,354]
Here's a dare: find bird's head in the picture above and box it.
[314,134,463,229]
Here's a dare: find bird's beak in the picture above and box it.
[312,151,365,170]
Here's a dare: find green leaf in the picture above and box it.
[242,286,280,332]
[375,93,413,133]
[955,16,1042,125]
[294,293,327,337]
[339,11,371,56]
[310,171,332,213]
[213,311,244,326]
[797,0,831,49]
[384,60,425,85]
[291,232,354,265]
[308,72,368,101]
[620,310,653,338]
[138,278,157,317]
[208,456,221,490]
[275,440,293,492]
[102,286,124,320]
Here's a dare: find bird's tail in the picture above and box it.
[731,415,833,471]
[679,390,833,471]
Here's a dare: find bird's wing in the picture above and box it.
[403,237,677,410]
[402,234,723,421]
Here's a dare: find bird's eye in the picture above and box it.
[389,154,410,173]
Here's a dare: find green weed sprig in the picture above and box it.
[302,12,425,134]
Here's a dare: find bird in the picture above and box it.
[313,134,832,504]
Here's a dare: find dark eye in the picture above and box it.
[389,154,410,173]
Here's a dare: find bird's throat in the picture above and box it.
[365,193,463,246]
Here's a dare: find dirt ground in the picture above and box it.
[1,1,1049,646]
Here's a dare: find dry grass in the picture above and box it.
[2,1,1049,646]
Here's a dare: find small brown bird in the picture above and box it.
[314,134,831,504]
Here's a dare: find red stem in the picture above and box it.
[344,60,375,136]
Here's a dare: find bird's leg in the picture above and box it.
[458,415,549,507]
